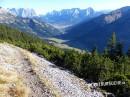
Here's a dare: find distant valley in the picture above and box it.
[59,6,130,51]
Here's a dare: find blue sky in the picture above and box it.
[0,0,130,14]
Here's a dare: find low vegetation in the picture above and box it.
[0,24,130,96]
[0,66,29,97]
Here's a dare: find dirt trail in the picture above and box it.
[0,43,53,97]
[0,43,104,97]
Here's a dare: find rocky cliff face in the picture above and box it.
[8,8,37,18]
[0,43,104,97]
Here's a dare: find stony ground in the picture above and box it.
[0,43,104,97]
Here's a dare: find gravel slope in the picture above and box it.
[0,43,104,97]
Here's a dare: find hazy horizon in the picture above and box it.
[0,0,130,14]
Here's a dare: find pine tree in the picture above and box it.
[103,47,109,57]
[107,32,117,59]
[108,32,116,48]
[91,46,98,56]
[110,32,117,47]
[127,47,130,57]
[116,42,123,57]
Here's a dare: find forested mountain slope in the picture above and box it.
[61,6,130,51]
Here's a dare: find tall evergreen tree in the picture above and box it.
[108,32,117,48]
[127,47,130,57]
[116,42,123,57]
[103,47,109,57]
[91,46,98,56]
[107,32,117,59]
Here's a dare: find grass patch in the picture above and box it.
[0,66,30,97]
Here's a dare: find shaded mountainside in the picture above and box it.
[0,7,62,37]
[60,6,130,51]
[39,7,104,29]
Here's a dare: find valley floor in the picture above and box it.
[0,43,104,97]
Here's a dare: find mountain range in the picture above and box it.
[60,6,130,51]
[39,7,106,29]
[0,7,62,37]
[8,8,37,18]
[6,7,108,37]
[7,7,109,29]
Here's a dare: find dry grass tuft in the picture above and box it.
[0,66,30,97]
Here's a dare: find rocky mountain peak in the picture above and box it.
[8,8,37,18]
[104,6,130,24]
[0,7,9,14]
[85,7,95,16]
